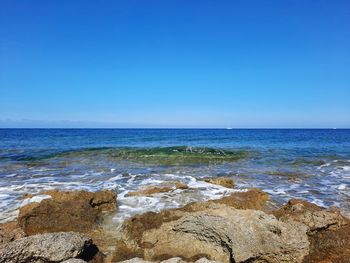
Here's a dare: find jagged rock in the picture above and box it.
[273,199,348,233]
[0,232,99,263]
[126,182,188,197]
[143,206,309,262]
[112,189,270,262]
[117,257,220,263]
[40,189,117,212]
[117,258,153,263]
[161,258,185,263]
[302,224,350,263]
[194,259,220,263]
[61,259,87,263]
[182,188,269,212]
[113,196,309,263]
[0,221,25,244]
[18,190,116,235]
[203,177,234,188]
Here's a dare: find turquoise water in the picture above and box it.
[0,129,349,223]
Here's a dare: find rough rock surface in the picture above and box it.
[61,259,87,263]
[113,196,309,263]
[182,188,269,212]
[112,188,271,262]
[18,190,116,235]
[126,182,188,197]
[0,221,25,244]
[0,232,99,263]
[41,189,116,212]
[203,177,234,188]
[143,206,309,263]
[303,224,350,263]
[118,257,219,263]
[274,199,349,233]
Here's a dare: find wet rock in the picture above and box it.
[113,191,308,263]
[0,221,25,244]
[41,189,117,212]
[0,232,99,263]
[18,190,117,235]
[302,224,350,263]
[18,197,100,235]
[203,177,234,188]
[182,188,269,212]
[126,181,188,197]
[274,199,348,233]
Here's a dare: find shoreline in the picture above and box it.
[0,178,349,263]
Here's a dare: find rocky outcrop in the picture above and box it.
[40,189,116,212]
[182,188,269,212]
[62,259,87,263]
[0,221,25,244]
[127,182,188,197]
[112,189,309,263]
[0,232,100,263]
[273,199,350,263]
[118,257,220,263]
[146,206,309,262]
[303,224,350,263]
[202,177,234,188]
[18,190,116,235]
[274,199,349,233]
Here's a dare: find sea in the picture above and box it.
[0,128,349,223]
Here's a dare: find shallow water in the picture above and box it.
[0,128,349,223]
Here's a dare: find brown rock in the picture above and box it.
[0,221,25,244]
[113,189,273,262]
[273,199,350,263]
[18,198,99,235]
[41,189,116,212]
[18,190,116,235]
[182,188,269,212]
[114,204,309,263]
[302,225,350,263]
[203,177,234,188]
[274,199,348,233]
[126,182,188,197]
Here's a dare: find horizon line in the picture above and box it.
[0,127,348,130]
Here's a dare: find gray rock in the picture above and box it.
[0,232,97,263]
[61,259,87,263]
[117,258,220,263]
[161,258,185,263]
[117,258,152,263]
[141,205,309,263]
[195,259,220,263]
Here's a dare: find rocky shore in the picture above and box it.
[0,177,349,263]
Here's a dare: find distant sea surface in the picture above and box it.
[1,128,349,223]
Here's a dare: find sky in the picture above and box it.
[0,0,349,128]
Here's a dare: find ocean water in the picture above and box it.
[0,128,349,223]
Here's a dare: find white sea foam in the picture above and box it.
[338,184,347,190]
[342,166,350,171]
[20,195,52,207]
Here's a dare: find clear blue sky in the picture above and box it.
[0,0,349,128]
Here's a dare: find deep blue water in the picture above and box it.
[0,129,350,223]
